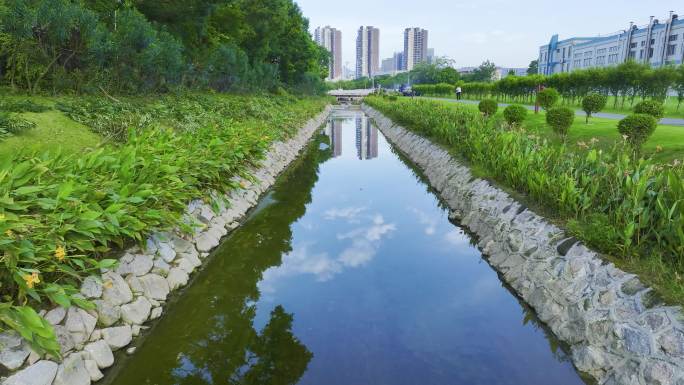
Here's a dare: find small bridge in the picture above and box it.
[328,89,375,103]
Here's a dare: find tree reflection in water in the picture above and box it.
[108,132,332,385]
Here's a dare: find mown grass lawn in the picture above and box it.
[452,95,684,119]
[452,101,684,163]
[0,108,102,158]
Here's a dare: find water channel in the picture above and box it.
[107,108,590,385]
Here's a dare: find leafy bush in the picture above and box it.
[618,113,657,155]
[0,112,35,138]
[634,100,665,120]
[581,93,607,123]
[366,96,684,294]
[1,94,328,356]
[546,107,575,141]
[478,99,498,117]
[388,95,398,101]
[536,88,560,110]
[503,104,528,126]
[0,100,51,113]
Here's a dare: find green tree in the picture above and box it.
[471,60,497,82]
[676,65,684,111]
[546,106,575,142]
[503,104,527,127]
[618,114,657,157]
[527,60,538,75]
[634,100,665,120]
[581,93,607,123]
[536,87,560,110]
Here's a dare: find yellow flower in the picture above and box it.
[656,145,663,153]
[23,272,40,289]
[55,246,66,262]
[0,214,5,221]
[5,230,13,238]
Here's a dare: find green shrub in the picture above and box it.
[581,93,607,123]
[0,94,328,356]
[434,83,455,96]
[388,95,398,101]
[634,100,665,120]
[0,100,51,113]
[478,99,498,117]
[365,95,684,303]
[546,107,575,141]
[536,87,560,110]
[503,104,528,126]
[618,113,657,155]
[0,112,36,138]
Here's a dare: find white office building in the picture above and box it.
[539,12,684,75]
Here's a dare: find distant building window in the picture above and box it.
[584,51,592,57]
[574,59,581,67]
[650,39,655,45]
[641,41,646,47]
[583,58,592,66]
[609,46,619,52]
[628,51,636,59]
[649,47,654,58]
[669,34,678,41]
[630,42,637,48]
[596,56,606,65]
[596,48,607,54]
[639,49,644,59]
[574,52,582,58]
[608,54,619,63]
[667,44,677,56]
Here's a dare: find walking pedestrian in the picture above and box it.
[455,86,462,100]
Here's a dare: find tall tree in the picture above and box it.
[527,59,538,75]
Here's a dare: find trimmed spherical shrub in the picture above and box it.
[536,87,560,110]
[633,100,665,120]
[546,107,575,141]
[478,99,498,117]
[618,113,657,155]
[503,104,528,126]
[581,93,607,123]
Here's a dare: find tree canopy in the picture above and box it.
[0,0,329,94]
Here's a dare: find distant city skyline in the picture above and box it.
[296,0,683,68]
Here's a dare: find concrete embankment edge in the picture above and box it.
[362,104,684,385]
[0,105,332,385]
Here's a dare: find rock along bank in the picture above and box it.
[0,106,332,385]
[363,104,684,385]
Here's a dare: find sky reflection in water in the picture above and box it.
[107,109,590,385]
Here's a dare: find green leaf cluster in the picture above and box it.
[0,93,328,356]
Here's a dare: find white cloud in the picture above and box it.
[324,206,366,223]
[408,207,437,236]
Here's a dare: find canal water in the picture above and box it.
[107,108,589,385]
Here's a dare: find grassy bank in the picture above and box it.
[0,93,329,355]
[441,100,684,163]
[366,95,684,306]
[436,95,684,120]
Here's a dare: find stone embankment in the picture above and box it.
[0,106,332,385]
[362,104,684,385]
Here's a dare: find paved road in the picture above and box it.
[427,97,684,127]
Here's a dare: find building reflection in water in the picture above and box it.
[355,117,377,160]
[324,120,343,157]
[324,117,378,160]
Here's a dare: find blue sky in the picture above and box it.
[296,0,683,69]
